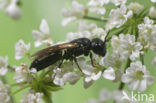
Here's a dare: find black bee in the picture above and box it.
[30,38,107,71]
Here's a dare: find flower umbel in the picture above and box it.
[0,80,10,103]
[122,61,154,92]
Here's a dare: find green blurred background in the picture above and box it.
[0,0,156,103]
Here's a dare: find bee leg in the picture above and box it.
[52,60,63,81]
[73,57,82,72]
[58,59,63,68]
[89,52,96,67]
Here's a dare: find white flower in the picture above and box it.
[106,4,133,30]
[61,1,85,26]
[0,56,8,76]
[5,1,21,20]
[138,17,154,46]
[66,31,91,41]
[122,61,154,92]
[151,0,156,3]
[20,90,43,103]
[128,2,144,14]
[0,0,21,19]
[87,0,109,15]
[67,24,106,41]
[52,68,65,86]
[92,28,107,41]
[103,67,115,80]
[77,57,102,88]
[149,6,156,18]
[84,69,102,83]
[138,17,156,50]
[111,0,127,6]
[78,21,96,32]
[99,89,111,102]
[111,34,142,61]
[15,40,30,60]
[0,80,10,103]
[100,52,122,68]
[52,62,80,86]
[138,17,154,36]
[32,19,53,47]
[14,64,33,83]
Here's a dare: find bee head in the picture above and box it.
[91,38,106,56]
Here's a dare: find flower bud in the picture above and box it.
[5,3,21,20]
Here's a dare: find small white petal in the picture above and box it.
[30,68,37,74]
[92,71,102,81]
[32,30,43,41]
[53,77,64,86]
[138,79,147,92]
[103,67,115,80]
[144,75,154,85]
[40,19,50,34]
[149,6,156,18]
[0,56,8,76]
[83,79,93,89]
[85,77,92,82]
[121,74,133,83]
[0,67,8,76]
[128,80,139,91]
[61,17,76,26]
[63,72,80,85]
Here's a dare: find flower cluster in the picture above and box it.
[20,90,43,103]
[0,80,10,103]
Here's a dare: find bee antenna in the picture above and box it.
[104,30,110,43]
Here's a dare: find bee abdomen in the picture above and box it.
[30,53,62,71]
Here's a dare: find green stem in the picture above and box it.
[26,52,32,61]
[10,82,27,87]
[40,69,52,80]
[8,65,15,72]
[140,55,144,65]
[83,16,107,22]
[118,59,131,90]
[107,26,128,41]
[10,85,31,96]
[43,91,53,103]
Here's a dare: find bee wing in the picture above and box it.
[31,42,78,59]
